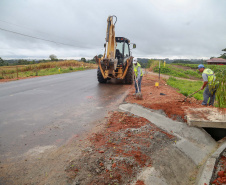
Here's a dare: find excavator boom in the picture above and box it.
[105,15,117,59]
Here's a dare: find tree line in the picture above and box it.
[0,54,104,66]
[219,48,226,59]
[1,48,225,67]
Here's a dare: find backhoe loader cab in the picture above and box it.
[95,16,136,84]
[115,37,131,62]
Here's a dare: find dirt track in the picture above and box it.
[0,73,223,185]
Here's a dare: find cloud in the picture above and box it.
[0,0,226,59]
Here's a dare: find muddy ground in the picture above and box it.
[0,73,224,185]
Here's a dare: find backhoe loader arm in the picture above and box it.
[104,15,117,59]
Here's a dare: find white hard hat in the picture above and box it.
[133,58,137,64]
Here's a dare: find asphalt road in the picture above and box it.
[0,69,130,160]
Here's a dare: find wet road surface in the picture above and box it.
[0,69,130,160]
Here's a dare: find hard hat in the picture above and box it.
[198,64,205,69]
[133,58,137,64]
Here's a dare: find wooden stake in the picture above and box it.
[16,66,18,79]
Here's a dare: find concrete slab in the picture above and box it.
[187,120,226,128]
[197,158,216,185]
[185,107,226,128]
[197,141,226,185]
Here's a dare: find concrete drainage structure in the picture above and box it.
[119,103,225,185]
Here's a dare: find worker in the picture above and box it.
[198,64,219,106]
[133,58,143,95]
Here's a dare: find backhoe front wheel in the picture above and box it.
[124,64,133,84]
[97,67,107,83]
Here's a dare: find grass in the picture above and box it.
[153,64,201,79]
[167,77,203,100]
[149,61,225,106]
[174,63,226,73]
[167,77,226,108]
[6,66,89,78]
[153,63,226,80]
[36,66,87,76]
[171,63,226,108]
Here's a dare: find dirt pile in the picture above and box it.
[65,112,176,184]
[126,74,208,122]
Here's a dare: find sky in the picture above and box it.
[0,0,226,60]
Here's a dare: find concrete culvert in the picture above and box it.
[204,128,226,141]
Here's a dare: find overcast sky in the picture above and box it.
[0,0,226,60]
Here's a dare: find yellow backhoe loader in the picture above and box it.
[95,15,136,84]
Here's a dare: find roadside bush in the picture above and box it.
[153,65,189,78]
[215,69,226,108]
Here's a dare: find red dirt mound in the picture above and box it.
[126,74,206,122]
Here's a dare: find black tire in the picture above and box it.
[124,65,134,84]
[97,67,107,83]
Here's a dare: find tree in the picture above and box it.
[49,54,58,61]
[17,59,28,65]
[81,58,86,62]
[219,48,226,59]
[98,54,103,58]
[0,57,5,66]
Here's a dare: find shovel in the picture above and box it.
[135,76,143,100]
[183,89,201,102]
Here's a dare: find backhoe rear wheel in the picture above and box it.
[97,67,107,83]
[124,64,133,84]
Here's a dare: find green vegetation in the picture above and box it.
[0,60,97,79]
[81,57,86,62]
[167,77,203,100]
[219,48,226,59]
[49,54,58,61]
[172,64,226,107]
[173,63,226,71]
[147,59,162,69]
[18,66,86,77]
[171,60,203,64]
[165,63,226,108]
[153,63,201,79]
[0,55,97,66]
[215,68,226,108]
[0,57,7,66]
[147,60,202,79]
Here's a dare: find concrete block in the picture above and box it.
[187,118,226,129]
[186,107,226,129]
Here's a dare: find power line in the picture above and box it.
[0,19,32,30]
[0,27,78,47]
[0,19,74,43]
[0,19,84,47]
